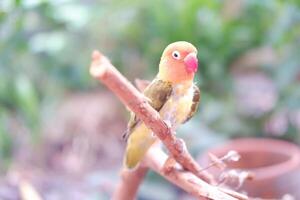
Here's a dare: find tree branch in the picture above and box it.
[112,166,148,200]
[89,50,213,183]
[113,145,248,200]
[89,50,249,200]
[144,147,248,200]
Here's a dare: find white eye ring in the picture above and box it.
[172,51,181,60]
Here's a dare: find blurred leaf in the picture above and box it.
[14,75,39,133]
[0,112,13,168]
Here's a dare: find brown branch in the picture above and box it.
[89,50,214,183]
[134,79,248,199]
[89,50,250,200]
[112,166,148,200]
[144,147,247,200]
[113,145,248,200]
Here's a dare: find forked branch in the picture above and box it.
[89,50,213,183]
[89,50,248,200]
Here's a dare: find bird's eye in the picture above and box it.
[172,51,181,60]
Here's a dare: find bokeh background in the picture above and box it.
[1,0,300,199]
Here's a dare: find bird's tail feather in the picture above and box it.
[124,125,155,169]
[124,142,153,169]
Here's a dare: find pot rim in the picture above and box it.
[203,138,300,180]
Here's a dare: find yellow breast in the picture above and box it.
[160,81,194,128]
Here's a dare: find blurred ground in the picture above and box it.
[0,92,126,199]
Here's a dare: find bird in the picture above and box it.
[123,41,200,169]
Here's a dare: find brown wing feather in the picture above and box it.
[182,84,200,124]
[122,79,172,140]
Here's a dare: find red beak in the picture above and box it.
[184,52,198,73]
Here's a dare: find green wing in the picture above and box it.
[182,84,200,123]
[123,79,173,140]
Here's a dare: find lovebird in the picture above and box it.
[123,41,200,169]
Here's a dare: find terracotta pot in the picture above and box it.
[199,138,300,199]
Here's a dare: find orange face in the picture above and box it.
[158,41,198,83]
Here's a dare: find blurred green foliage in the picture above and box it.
[0,0,300,166]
